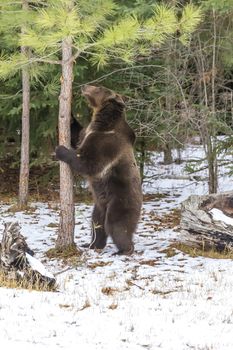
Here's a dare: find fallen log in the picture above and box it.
[0,222,56,288]
[180,191,233,251]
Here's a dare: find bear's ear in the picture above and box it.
[109,94,126,109]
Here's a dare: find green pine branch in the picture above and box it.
[178,4,203,45]
[0,1,203,75]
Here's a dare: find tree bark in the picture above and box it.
[205,134,218,194]
[209,9,218,194]
[139,138,145,182]
[196,33,218,195]
[56,36,75,249]
[163,143,173,164]
[18,0,30,208]
[180,192,233,251]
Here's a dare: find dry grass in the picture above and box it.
[59,303,73,309]
[108,303,118,310]
[46,244,81,259]
[0,195,17,204]
[80,299,91,311]
[87,261,112,269]
[0,270,56,292]
[165,242,233,259]
[160,247,178,258]
[143,193,168,202]
[47,222,59,228]
[151,288,177,296]
[101,286,118,296]
[139,259,158,266]
[7,203,36,214]
[147,208,181,231]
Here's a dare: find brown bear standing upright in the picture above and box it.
[56,85,142,255]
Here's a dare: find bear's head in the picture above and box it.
[81,85,125,115]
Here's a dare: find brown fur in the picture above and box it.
[56,85,142,255]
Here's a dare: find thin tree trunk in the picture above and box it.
[18,0,30,208]
[208,156,216,194]
[210,9,218,194]
[176,147,182,164]
[56,36,75,249]
[164,39,174,166]
[197,28,218,195]
[139,138,145,183]
[163,143,173,165]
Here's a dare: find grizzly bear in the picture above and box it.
[56,85,142,255]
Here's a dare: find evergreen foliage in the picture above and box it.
[3,0,232,194]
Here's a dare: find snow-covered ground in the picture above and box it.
[0,144,233,350]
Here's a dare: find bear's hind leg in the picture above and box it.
[113,232,134,256]
[87,205,107,249]
[105,210,135,255]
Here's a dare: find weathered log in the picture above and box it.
[0,222,55,288]
[180,191,233,251]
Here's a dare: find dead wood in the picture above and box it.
[0,222,55,288]
[180,191,233,251]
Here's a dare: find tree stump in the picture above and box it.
[0,222,55,288]
[180,191,233,251]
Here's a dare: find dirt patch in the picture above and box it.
[139,259,158,266]
[143,193,168,202]
[147,208,181,230]
[87,261,112,269]
[101,286,118,295]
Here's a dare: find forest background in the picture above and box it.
[0,0,232,202]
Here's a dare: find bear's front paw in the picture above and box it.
[56,145,69,162]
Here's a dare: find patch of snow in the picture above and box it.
[143,144,233,206]
[0,142,233,350]
[26,252,55,279]
[210,208,233,226]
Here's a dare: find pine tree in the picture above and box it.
[19,0,30,208]
[0,0,45,207]
[56,4,75,248]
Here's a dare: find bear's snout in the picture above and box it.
[81,85,97,96]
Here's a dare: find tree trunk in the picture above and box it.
[139,138,145,183]
[163,38,174,166]
[207,135,218,194]
[180,192,233,251]
[208,156,218,194]
[163,143,173,164]
[18,0,30,208]
[197,32,218,195]
[175,147,182,164]
[208,9,218,194]
[56,36,75,249]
